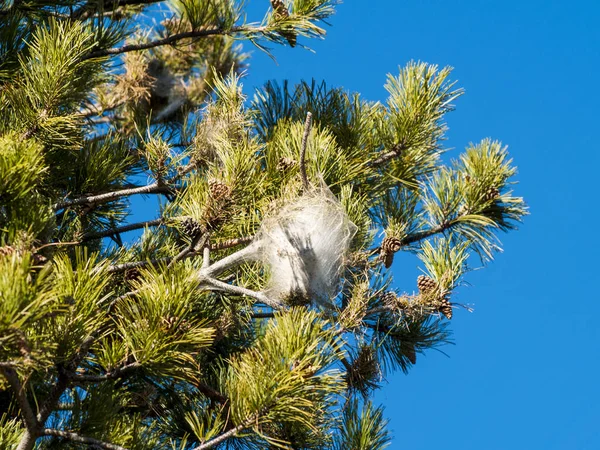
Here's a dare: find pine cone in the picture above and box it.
[276,157,297,172]
[270,0,296,47]
[208,180,231,202]
[380,236,402,268]
[0,245,15,256]
[161,316,191,333]
[271,0,289,19]
[182,217,203,237]
[417,275,438,294]
[439,298,453,320]
[380,291,397,307]
[124,268,141,282]
[381,236,402,253]
[484,186,500,202]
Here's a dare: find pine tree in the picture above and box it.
[0,1,527,449]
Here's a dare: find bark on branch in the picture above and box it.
[53,182,172,211]
[42,429,127,450]
[83,26,255,60]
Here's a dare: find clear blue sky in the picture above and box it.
[133,1,599,448]
[235,1,600,449]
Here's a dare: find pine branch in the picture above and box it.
[201,276,282,310]
[42,429,127,450]
[192,412,260,450]
[70,362,141,382]
[81,218,164,242]
[0,368,38,433]
[53,183,172,211]
[83,26,255,60]
[371,142,407,166]
[37,332,99,424]
[371,221,453,257]
[105,236,253,274]
[196,383,229,405]
[168,232,208,268]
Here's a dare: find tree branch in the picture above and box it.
[42,429,127,450]
[81,218,164,242]
[192,413,259,450]
[83,26,253,60]
[70,362,141,382]
[299,112,313,190]
[0,368,38,433]
[53,182,172,211]
[371,142,406,166]
[105,236,253,274]
[200,276,282,310]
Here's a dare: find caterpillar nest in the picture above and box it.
[255,188,357,306]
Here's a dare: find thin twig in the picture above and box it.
[83,26,255,60]
[192,413,260,450]
[42,429,127,450]
[168,232,208,268]
[201,277,282,310]
[299,112,313,190]
[370,142,406,166]
[70,362,141,382]
[81,218,164,242]
[105,236,253,274]
[53,182,172,211]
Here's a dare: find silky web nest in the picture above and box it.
[254,187,357,306]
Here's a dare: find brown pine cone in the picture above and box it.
[417,275,438,294]
[182,217,203,237]
[271,0,289,19]
[277,157,297,172]
[439,298,453,320]
[208,180,231,202]
[161,316,191,333]
[380,291,397,307]
[484,186,500,202]
[124,268,141,282]
[380,236,402,268]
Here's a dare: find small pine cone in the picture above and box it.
[161,315,177,332]
[405,343,417,365]
[32,253,48,265]
[208,180,231,202]
[484,186,500,202]
[182,217,203,237]
[124,268,141,282]
[381,236,402,253]
[271,0,290,19]
[439,298,453,320]
[417,275,438,294]
[0,245,15,256]
[276,157,297,172]
[161,316,191,333]
[380,236,402,268]
[380,291,397,307]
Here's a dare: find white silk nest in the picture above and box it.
[255,188,357,306]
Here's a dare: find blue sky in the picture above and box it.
[130,1,600,448]
[235,1,599,449]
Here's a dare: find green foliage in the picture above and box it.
[0,3,526,449]
[0,413,23,450]
[225,308,344,447]
[334,399,391,450]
